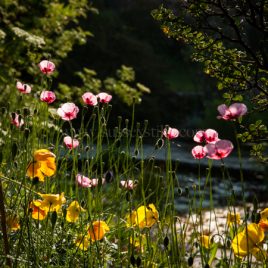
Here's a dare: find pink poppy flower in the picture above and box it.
[57,103,79,121]
[16,81,31,94]
[191,145,206,159]
[76,174,91,188]
[120,180,137,190]
[204,140,234,160]
[204,129,219,143]
[82,92,98,106]
[193,130,205,143]
[217,103,247,120]
[11,113,24,128]
[96,92,112,103]
[64,136,79,149]
[163,127,179,140]
[39,60,55,75]
[40,91,56,104]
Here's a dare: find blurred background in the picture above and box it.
[57,0,223,139]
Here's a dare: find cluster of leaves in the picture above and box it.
[58,65,150,106]
[0,0,92,88]
[152,0,268,162]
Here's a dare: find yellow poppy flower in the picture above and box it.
[6,215,20,231]
[200,235,211,249]
[26,149,56,182]
[88,221,110,241]
[29,200,48,220]
[232,223,264,258]
[38,192,66,212]
[227,212,241,226]
[126,204,159,229]
[75,235,89,251]
[66,201,86,223]
[126,210,138,227]
[258,208,268,231]
[260,208,268,220]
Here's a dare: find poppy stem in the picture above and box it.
[0,179,12,267]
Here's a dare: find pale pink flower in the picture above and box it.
[194,129,219,143]
[120,180,137,190]
[64,136,79,149]
[40,91,56,104]
[76,174,91,188]
[204,140,234,160]
[82,92,98,106]
[91,178,105,187]
[217,103,247,120]
[193,130,205,143]
[39,60,55,75]
[96,92,112,103]
[11,113,24,128]
[163,127,179,140]
[191,145,206,159]
[57,103,79,121]
[204,129,219,143]
[16,81,31,94]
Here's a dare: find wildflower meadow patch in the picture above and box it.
[0,60,267,268]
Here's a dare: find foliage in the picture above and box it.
[58,65,150,106]
[0,0,149,108]
[152,0,268,162]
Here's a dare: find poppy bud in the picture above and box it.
[24,128,30,140]
[155,138,164,150]
[164,236,169,248]
[23,107,30,116]
[104,171,113,183]
[51,211,57,229]
[1,107,7,114]
[32,177,40,185]
[136,256,141,267]
[11,112,16,120]
[187,256,194,266]
[130,255,136,266]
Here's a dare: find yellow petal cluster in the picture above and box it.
[66,201,86,223]
[259,208,268,231]
[232,223,264,258]
[75,235,89,251]
[6,215,20,231]
[227,212,241,226]
[88,220,110,242]
[29,200,48,220]
[26,149,56,182]
[126,204,159,228]
[30,193,66,220]
[38,192,66,212]
[200,235,211,249]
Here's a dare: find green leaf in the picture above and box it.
[208,243,218,265]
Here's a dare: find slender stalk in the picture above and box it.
[0,179,12,267]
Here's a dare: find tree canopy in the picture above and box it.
[152,0,268,162]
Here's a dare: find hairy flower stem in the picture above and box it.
[0,180,12,267]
